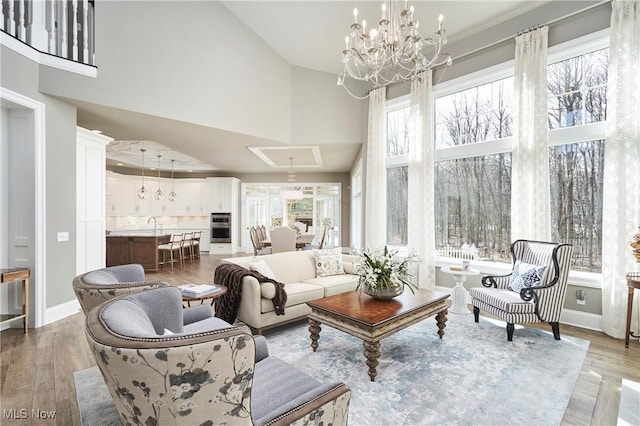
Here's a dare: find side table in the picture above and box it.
[625,273,640,348]
[1,268,30,333]
[181,285,227,309]
[441,266,479,315]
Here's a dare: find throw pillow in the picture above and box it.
[249,260,276,280]
[313,247,344,277]
[508,260,547,293]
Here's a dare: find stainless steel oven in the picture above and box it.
[211,213,232,243]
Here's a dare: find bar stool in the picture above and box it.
[158,233,183,270]
[180,232,193,265]
[189,231,201,262]
[625,272,640,348]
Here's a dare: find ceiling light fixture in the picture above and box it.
[168,159,177,202]
[154,154,164,201]
[136,148,148,199]
[280,157,304,201]
[338,0,452,99]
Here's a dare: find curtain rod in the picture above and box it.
[449,0,610,64]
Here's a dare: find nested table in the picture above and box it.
[1,268,30,333]
[181,285,227,308]
[307,289,451,382]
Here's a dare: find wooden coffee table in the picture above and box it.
[307,289,451,381]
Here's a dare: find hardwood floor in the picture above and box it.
[1,254,638,425]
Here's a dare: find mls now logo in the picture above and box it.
[3,408,56,419]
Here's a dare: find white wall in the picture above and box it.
[39,0,293,143]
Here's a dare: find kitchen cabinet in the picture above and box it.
[208,177,239,213]
[106,234,170,272]
[106,172,209,216]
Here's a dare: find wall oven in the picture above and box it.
[211,213,232,243]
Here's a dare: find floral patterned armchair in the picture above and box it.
[84,286,351,426]
[72,264,167,314]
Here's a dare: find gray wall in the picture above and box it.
[1,46,78,309]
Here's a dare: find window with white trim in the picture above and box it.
[385,101,410,246]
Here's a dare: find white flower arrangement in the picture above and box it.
[353,246,420,293]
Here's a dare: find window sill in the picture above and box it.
[435,257,603,289]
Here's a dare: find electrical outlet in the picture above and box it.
[576,289,586,305]
[57,231,69,242]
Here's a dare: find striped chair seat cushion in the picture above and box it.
[469,287,535,314]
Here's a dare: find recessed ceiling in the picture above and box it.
[248,146,323,168]
[106,140,215,172]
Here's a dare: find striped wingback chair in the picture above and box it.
[470,240,573,341]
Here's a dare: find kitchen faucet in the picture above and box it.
[147,216,157,233]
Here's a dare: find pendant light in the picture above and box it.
[136,148,148,199]
[154,154,164,201]
[168,159,177,202]
[280,157,304,201]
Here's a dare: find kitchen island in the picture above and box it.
[106,234,171,272]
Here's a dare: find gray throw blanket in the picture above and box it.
[214,263,287,324]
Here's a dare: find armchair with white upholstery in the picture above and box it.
[84,286,351,426]
[72,264,167,314]
[470,240,573,341]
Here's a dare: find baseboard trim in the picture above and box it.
[44,299,81,325]
[560,309,603,332]
[434,285,604,332]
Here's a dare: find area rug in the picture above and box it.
[74,314,589,426]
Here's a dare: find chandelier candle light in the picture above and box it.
[137,148,148,200]
[338,0,451,99]
[280,157,304,201]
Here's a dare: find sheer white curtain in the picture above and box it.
[602,0,640,339]
[408,71,435,289]
[364,87,387,249]
[511,26,551,241]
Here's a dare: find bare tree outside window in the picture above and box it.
[434,78,514,262]
[386,107,410,245]
[547,48,608,272]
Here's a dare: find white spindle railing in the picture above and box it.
[1,0,94,66]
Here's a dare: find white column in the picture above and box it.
[82,0,89,63]
[48,0,57,55]
[72,0,78,61]
[28,0,50,51]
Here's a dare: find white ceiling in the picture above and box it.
[88,1,551,173]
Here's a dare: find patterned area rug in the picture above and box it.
[74,314,589,426]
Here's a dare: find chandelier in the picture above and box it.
[168,159,177,202]
[280,157,304,201]
[338,0,452,99]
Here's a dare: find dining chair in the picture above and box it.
[269,226,297,253]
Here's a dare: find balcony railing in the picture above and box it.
[1,0,95,66]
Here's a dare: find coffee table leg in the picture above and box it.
[363,340,380,382]
[436,309,448,339]
[308,319,321,352]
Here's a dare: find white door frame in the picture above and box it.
[0,87,46,328]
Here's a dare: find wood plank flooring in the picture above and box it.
[1,254,638,425]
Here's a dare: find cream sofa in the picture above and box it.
[222,250,359,333]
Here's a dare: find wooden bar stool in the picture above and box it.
[158,233,183,270]
[625,272,640,348]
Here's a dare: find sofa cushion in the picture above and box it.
[182,316,233,334]
[249,259,276,280]
[259,251,318,284]
[261,282,323,313]
[313,247,344,277]
[303,274,360,297]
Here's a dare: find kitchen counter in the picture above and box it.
[106,234,171,272]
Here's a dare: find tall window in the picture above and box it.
[434,76,514,262]
[386,103,410,246]
[547,46,608,272]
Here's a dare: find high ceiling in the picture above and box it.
[81,0,551,174]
